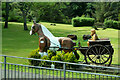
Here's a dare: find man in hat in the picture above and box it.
[87,29,99,46]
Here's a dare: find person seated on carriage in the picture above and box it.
[87,29,99,46]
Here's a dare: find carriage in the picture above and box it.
[79,39,114,66]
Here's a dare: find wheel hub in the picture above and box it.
[97,55,100,59]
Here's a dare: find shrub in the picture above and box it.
[41,55,50,66]
[63,52,78,63]
[48,50,56,60]
[51,53,63,67]
[72,17,95,27]
[104,20,120,29]
[72,17,80,27]
[104,20,113,28]
[56,53,63,61]
[28,48,41,66]
[51,54,62,61]
[113,21,119,29]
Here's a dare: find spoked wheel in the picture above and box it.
[86,44,112,66]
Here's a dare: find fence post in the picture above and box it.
[4,56,6,80]
[63,63,66,80]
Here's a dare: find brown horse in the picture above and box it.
[30,21,75,57]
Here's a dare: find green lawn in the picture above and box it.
[2,22,119,65]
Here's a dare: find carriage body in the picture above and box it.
[87,40,114,55]
[79,40,114,66]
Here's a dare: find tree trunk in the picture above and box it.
[23,13,28,30]
[4,2,9,28]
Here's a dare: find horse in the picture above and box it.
[30,21,76,57]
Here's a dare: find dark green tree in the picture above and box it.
[92,2,119,22]
[14,2,32,30]
[85,3,95,18]
[4,2,10,28]
[31,2,66,23]
[63,2,87,18]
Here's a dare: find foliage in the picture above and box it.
[8,9,23,22]
[63,52,78,63]
[31,2,66,23]
[2,2,87,24]
[28,48,41,66]
[2,2,120,28]
[51,52,78,63]
[92,22,106,30]
[65,2,87,18]
[92,2,119,22]
[48,50,56,60]
[72,17,95,27]
[51,52,78,67]
[51,53,62,61]
[41,55,50,66]
[51,53,63,67]
[85,3,95,18]
[104,20,120,29]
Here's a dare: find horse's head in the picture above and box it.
[30,21,40,35]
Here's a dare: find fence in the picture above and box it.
[0,55,120,80]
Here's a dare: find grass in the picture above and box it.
[1,22,119,65]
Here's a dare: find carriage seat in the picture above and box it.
[88,39,111,46]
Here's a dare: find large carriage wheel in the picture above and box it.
[86,44,112,66]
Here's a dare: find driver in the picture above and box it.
[87,29,99,46]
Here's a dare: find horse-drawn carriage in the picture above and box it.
[30,21,114,66]
[79,40,114,66]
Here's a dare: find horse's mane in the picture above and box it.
[41,24,55,38]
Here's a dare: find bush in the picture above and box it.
[72,17,95,27]
[104,20,120,29]
[29,48,79,67]
[104,20,113,28]
[41,55,50,66]
[51,53,62,61]
[48,50,56,60]
[113,21,119,29]
[51,53,63,67]
[63,52,78,63]
[28,48,41,66]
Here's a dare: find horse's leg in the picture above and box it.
[39,37,48,57]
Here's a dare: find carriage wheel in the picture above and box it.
[86,44,112,66]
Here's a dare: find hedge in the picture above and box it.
[104,20,120,29]
[72,17,95,27]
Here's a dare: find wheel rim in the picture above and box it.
[86,44,111,65]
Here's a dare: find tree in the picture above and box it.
[92,2,119,22]
[31,2,66,23]
[63,2,87,18]
[85,3,95,18]
[4,2,10,28]
[14,2,32,30]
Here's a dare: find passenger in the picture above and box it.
[87,29,99,46]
